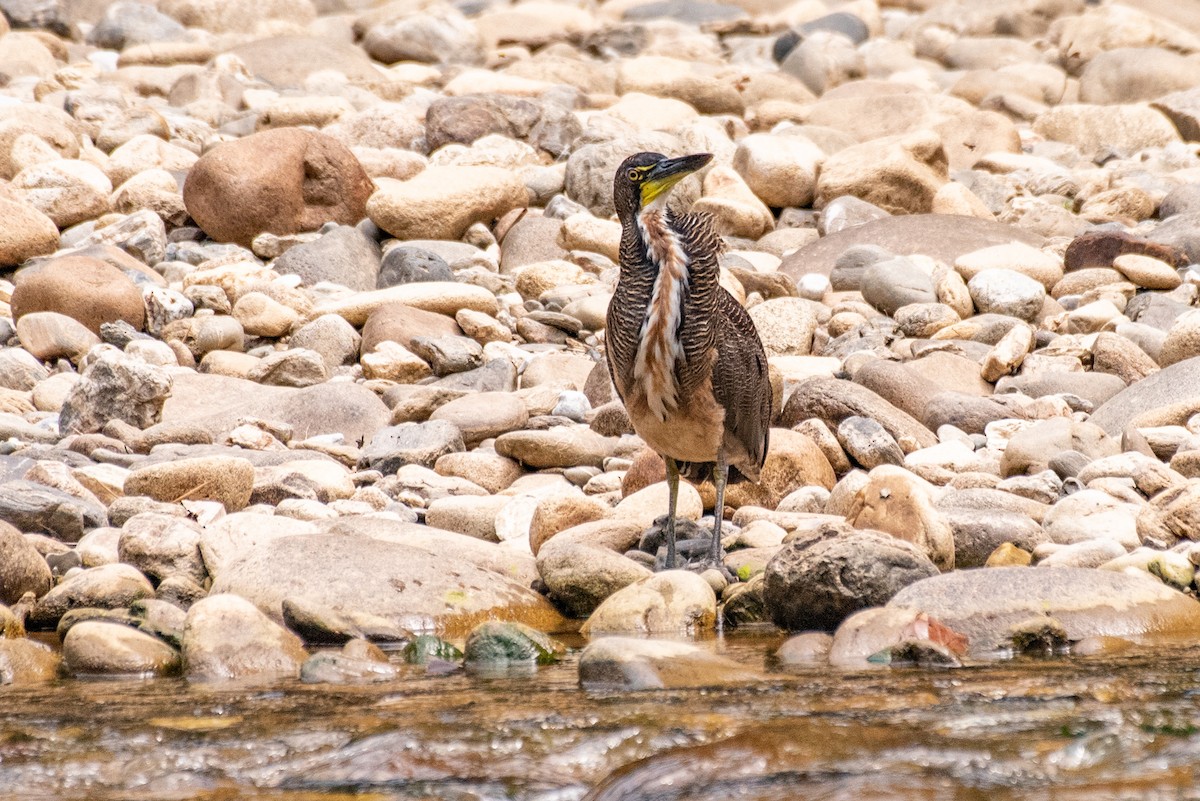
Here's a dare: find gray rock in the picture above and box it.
[0,523,51,603]
[211,531,562,637]
[944,508,1047,568]
[967,269,1046,322]
[1159,182,1200,219]
[995,371,1127,408]
[377,246,453,287]
[289,314,361,370]
[27,563,154,630]
[246,348,328,388]
[59,349,173,435]
[1147,211,1200,265]
[408,335,484,376]
[1091,355,1200,437]
[160,372,390,445]
[359,420,465,472]
[433,358,517,392]
[0,348,50,391]
[86,1,188,49]
[829,243,892,291]
[1001,418,1119,477]
[782,213,1044,281]
[274,224,382,293]
[424,94,542,152]
[300,649,398,684]
[818,195,891,236]
[888,567,1200,653]
[182,593,308,681]
[763,522,940,631]
[282,597,412,645]
[0,480,108,542]
[837,415,904,469]
[361,7,485,66]
[780,377,938,450]
[861,256,938,316]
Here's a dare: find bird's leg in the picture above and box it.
[664,456,680,569]
[709,451,728,565]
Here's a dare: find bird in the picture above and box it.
[605,151,771,570]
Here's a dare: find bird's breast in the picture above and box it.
[632,209,689,422]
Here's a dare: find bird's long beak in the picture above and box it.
[640,153,713,207]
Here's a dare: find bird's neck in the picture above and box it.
[631,206,690,420]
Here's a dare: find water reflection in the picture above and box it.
[2,632,1200,800]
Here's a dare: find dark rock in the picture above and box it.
[800,11,869,44]
[1063,230,1189,272]
[763,522,940,631]
[944,508,1047,569]
[0,480,108,542]
[359,420,465,472]
[377,246,453,287]
[274,224,382,293]
[463,620,563,666]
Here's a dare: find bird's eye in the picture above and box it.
[626,168,640,181]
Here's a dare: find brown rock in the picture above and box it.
[0,197,58,266]
[529,494,612,556]
[183,128,374,248]
[844,465,955,570]
[12,255,145,334]
[780,377,937,451]
[360,302,462,354]
[1063,230,1188,272]
[723,429,836,510]
[815,130,949,215]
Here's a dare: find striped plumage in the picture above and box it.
[605,151,771,568]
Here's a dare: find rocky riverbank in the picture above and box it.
[2,0,1200,688]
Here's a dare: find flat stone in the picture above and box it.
[578,636,761,691]
[780,214,1044,282]
[124,455,255,512]
[888,567,1200,654]
[211,532,565,637]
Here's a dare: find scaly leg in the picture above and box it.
[710,451,728,565]
[664,456,680,569]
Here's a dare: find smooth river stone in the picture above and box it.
[780,214,1045,281]
[312,282,498,326]
[211,532,565,637]
[888,567,1200,653]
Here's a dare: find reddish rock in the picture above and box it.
[12,255,145,334]
[183,128,374,248]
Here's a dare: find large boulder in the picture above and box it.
[889,567,1200,653]
[183,128,374,248]
[210,532,565,637]
[763,522,939,631]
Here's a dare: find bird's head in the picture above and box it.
[613,151,713,221]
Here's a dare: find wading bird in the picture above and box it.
[606,151,771,569]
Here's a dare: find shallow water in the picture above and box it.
[4,631,1200,801]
